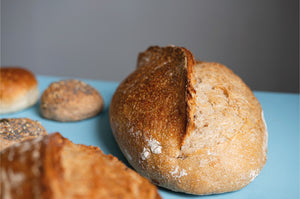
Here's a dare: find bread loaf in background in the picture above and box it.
[0,67,39,114]
[40,79,104,122]
[0,118,48,150]
[0,133,161,199]
[109,46,268,195]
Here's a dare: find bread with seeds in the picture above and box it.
[0,118,47,150]
[40,79,104,122]
[109,46,268,195]
[0,133,161,199]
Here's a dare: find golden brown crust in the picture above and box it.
[0,133,50,198]
[0,67,39,114]
[40,79,104,122]
[109,46,268,195]
[0,118,48,150]
[0,67,37,103]
[0,133,161,199]
[110,46,187,158]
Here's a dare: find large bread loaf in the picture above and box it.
[109,46,268,195]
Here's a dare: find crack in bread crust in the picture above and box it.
[181,62,265,154]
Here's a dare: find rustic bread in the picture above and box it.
[0,67,39,114]
[109,46,268,195]
[0,118,48,151]
[40,79,104,122]
[0,133,161,199]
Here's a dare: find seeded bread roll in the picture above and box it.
[0,133,161,199]
[109,46,268,195]
[0,118,47,150]
[0,67,39,114]
[40,79,104,122]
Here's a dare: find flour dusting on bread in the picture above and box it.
[148,138,162,154]
[141,147,151,160]
[141,137,162,160]
[170,166,188,179]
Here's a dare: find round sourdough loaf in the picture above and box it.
[0,67,39,114]
[109,46,268,195]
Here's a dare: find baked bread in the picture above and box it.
[40,79,104,122]
[0,118,48,150]
[109,46,268,195]
[0,67,39,114]
[0,133,161,199]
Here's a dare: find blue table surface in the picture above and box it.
[1,75,299,199]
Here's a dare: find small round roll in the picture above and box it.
[0,118,48,150]
[40,79,104,122]
[0,67,39,114]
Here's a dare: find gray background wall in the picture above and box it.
[1,0,299,93]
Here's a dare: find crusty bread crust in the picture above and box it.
[109,46,268,195]
[0,67,39,114]
[40,79,104,122]
[0,118,48,150]
[0,133,161,199]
